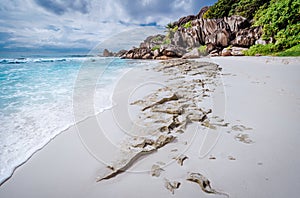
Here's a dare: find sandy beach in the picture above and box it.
[0,57,300,198]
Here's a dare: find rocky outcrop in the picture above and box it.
[172,6,210,27]
[102,49,114,57]
[221,46,248,56]
[102,49,127,57]
[120,7,263,59]
[121,47,152,59]
[230,26,262,47]
[114,49,127,57]
[172,15,261,53]
[140,34,166,49]
[160,44,187,57]
[121,44,187,59]
[182,48,201,59]
[196,6,210,19]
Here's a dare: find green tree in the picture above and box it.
[203,0,237,19]
[230,0,270,19]
[254,0,300,50]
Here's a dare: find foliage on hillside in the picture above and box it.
[203,0,237,19]
[204,0,270,19]
[254,0,300,50]
[204,0,300,56]
[231,0,270,19]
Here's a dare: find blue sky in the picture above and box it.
[0,0,216,52]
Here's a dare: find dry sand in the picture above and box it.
[0,57,299,198]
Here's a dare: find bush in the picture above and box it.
[198,45,207,54]
[183,21,192,29]
[152,35,164,42]
[166,22,175,29]
[275,24,300,50]
[244,44,275,56]
[203,0,237,19]
[172,25,178,32]
[254,0,300,39]
[276,44,300,56]
[230,0,270,19]
[151,45,161,51]
[253,0,300,53]
[162,38,171,45]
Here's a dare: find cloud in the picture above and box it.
[34,0,90,15]
[97,0,216,25]
[0,0,216,51]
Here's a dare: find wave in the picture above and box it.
[0,57,134,185]
[0,56,105,65]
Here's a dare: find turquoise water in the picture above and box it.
[0,54,149,184]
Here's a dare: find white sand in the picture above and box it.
[0,57,300,198]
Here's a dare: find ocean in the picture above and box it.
[0,52,149,184]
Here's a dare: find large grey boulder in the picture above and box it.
[160,44,187,58]
[103,49,114,57]
[182,48,201,59]
[231,47,248,56]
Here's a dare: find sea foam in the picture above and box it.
[0,56,149,184]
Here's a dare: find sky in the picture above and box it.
[0,0,216,52]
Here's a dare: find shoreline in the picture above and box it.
[0,57,155,186]
[0,57,300,197]
[0,108,112,186]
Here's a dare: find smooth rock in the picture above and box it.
[221,48,232,56]
[156,55,170,60]
[182,48,201,59]
[153,49,160,57]
[161,44,187,57]
[231,47,248,56]
[103,49,114,57]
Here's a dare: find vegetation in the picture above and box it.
[166,22,175,29]
[245,43,300,57]
[244,44,275,56]
[245,0,300,55]
[203,0,270,19]
[204,0,300,56]
[198,45,207,54]
[163,0,299,56]
[276,44,300,56]
[230,0,270,19]
[183,21,192,29]
[152,35,164,42]
[164,23,178,45]
[203,0,237,19]
[151,45,161,51]
[254,0,300,49]
[172,25,179,32]
[162,38,171,45]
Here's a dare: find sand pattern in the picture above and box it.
[97,60,250,196]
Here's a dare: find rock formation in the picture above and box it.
[102,49,114,57]
[172,16,262,53]
[172,6,210,27]
[120,7,264,59]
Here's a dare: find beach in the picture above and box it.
[0,57,300,198]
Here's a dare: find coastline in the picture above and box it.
[0,57,300,197]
